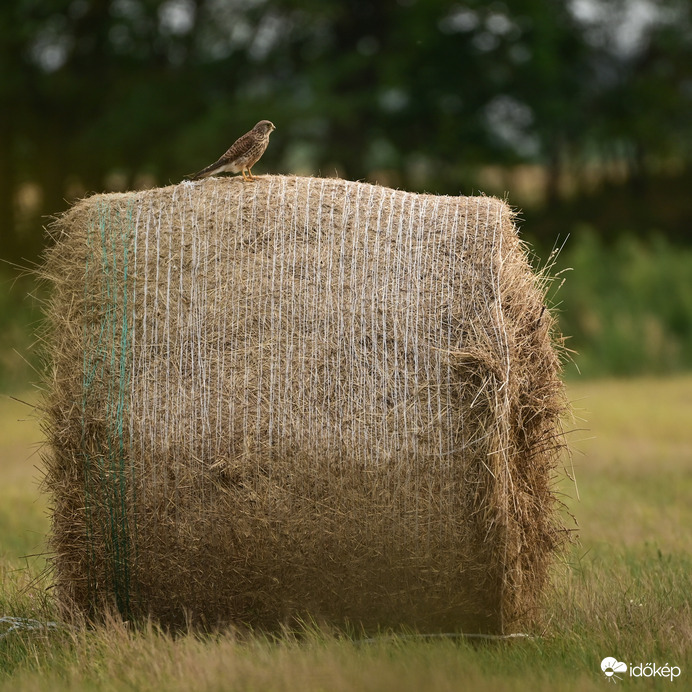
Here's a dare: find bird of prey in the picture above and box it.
[188,120,276,181]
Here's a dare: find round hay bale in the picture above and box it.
[41,175,568,634]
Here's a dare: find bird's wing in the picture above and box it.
[221,129,257,160]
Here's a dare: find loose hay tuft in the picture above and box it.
[41,175,569,634]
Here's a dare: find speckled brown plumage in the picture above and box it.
[189,120,275,181]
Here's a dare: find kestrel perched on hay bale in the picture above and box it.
[189,120,276,181]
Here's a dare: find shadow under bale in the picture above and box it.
[41,175,569,634]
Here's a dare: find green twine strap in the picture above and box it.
[80,199,134,618]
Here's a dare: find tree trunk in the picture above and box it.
[0,111,17,261]
[545,138,562,208]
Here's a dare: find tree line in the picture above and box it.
[2,0,691,262]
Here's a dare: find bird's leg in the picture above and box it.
[240,169,250,181]
[246,167,256,181]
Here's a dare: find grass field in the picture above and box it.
[0,377,690,690]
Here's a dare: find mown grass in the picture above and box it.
[1,377,690,690]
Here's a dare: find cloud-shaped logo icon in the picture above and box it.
[601,657,627,680]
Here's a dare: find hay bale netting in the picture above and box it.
[42,174,568,634]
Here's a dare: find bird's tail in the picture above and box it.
[184,160,224,181]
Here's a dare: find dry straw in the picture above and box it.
[41,174,568,634]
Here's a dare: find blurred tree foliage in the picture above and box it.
[553,231,692,377]
[1,0,692,263]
